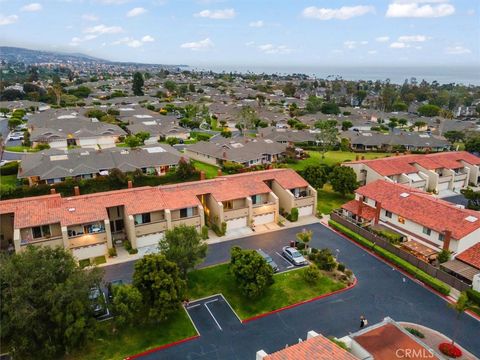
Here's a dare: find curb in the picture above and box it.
[124,334,200,360]
[242,276,358,324]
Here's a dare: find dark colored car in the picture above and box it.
[89,285,107,317]
[256,249,279,272]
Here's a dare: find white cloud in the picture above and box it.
[0,14,18,25]
[21,3,42,12]
[84,24,123,34]
[368,50,378,54]
[386,1,455,18]
[398,35,429,42]
[97,0,130,4]
[249,20,264,28]
[180,38,214,51]
[445,46,471,55]
[141,35,155,42]
[70,34,98,46]
[302,5,374,20]
[194,8,235,19]
[343,40,369,49]
[126,7,146,17]
[375,36,390,42]
[82,14,99,21]
[257,44,292,54]
[390,42,409,48]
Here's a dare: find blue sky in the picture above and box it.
[0,0,478,67]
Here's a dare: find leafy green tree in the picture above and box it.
[0,247,102,360]
[7,117,22,130]
[221,129,232,138]
[300,165,329,190]
[111,284,143,328]
[444,131,465,143]
[417,104,440,117]
[159,225,207,278]
[132,72,145,96]
[398,118,408,127]
[164,80,177,93]
[176,158,196,179]
[413,121,427,131]
[0,107,9,117]
[392,101,408,112]
[124,135,141,148]
[133,254,185,320]
[85,109,107,119]
[320,102,340,115]
[230,246,274,299]
[437,249,451,264]
[464,134,480,153]
[305,95,323,113]
[303,264,321,284]
[296,229,313,249]
[341,120,353,131]
[283,82,296,97]
[315,121,339,159]
[309,248,337,271]
[329,165,358,195]
[136,131,150,144]
[460,188,480,210]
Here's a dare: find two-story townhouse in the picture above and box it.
[340,180,480,259]
[344,151,480,194]
[0,169,316,261]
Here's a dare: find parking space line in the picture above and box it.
[204,301,222,331]
[186,303,201,309]
[275,251,293,267]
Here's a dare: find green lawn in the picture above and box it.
[68,309,196,360]
[317,184,354,215]
[288,150,390,171]
[0,175,18,190]
[4,145,39,153]
[192,160,219,179]
[187,263,345,319]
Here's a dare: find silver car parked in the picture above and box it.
[282,246,307,266]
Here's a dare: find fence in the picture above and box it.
[330,212,471,292]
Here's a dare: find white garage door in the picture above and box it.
[453,181,464,191]
[437,182,450,191]
[137,232,164,248]
[72,243,107,260]
[254,213,274,226]
[298,205,313,217]
[226,217,248,231]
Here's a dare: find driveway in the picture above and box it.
[104,224,480,359]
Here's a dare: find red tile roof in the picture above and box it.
[354,323,439,360]
[0,169,304,228]
[347,151,480,176]
[342,200,376,220]
[456,243,480,270]
[355,180,480,240]
[265,334,357,360]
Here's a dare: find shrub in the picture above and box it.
[108,247,117,257]
[128,248,138,255]
[35,143,51,151]
[221,222,227,236]
[371,227,403,244]
[303,264,321,284]
[123,240,132,251]
[329,220,450,295]
[296,242,306,250]
[438,343,462,358]
[337,263,346,272]
[405,327,425,338]
[289,207,299,222]
[0,161,19,176]
[201,226,209,240]
[309,248,337,271]
[437,249,451,264]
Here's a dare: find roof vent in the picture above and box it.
[465,215,478,223]
[68,207,76,212]
[400,192,410,198]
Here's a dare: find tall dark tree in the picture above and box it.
[0,247,102,360]
[329,165,358,195]
[301,165,329,190]
[132,72,145,96]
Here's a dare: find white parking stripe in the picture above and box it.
[204,301,222,331]
[186,303,201,309]
[275,252,293,266]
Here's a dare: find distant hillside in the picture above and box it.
[0,46,108,64]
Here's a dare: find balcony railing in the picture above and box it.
[294,195,315,208]
[69,232,107,248]
[224,207,249,221]
[135,220,167,236]
[438,175,452,183]
[454,173,467,181]
[21,235,63,246]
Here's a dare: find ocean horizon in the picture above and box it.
[192,65,480,86]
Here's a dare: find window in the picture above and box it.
[385,210,393,218]
[134,213,151,225]
[438,233,445,241]
[180,207,194,218]
[84,223,104,234]
[252,195,261,205]
[32,225,51,239]
[398,216,405,224]
[224,201,233,210]
[422,227,432,236]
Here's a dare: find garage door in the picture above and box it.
[254,213,274,226]
[437,182,450,191]
[226,217,248,231]
[298,205,313,217]
[137,232,164,248]
[453,181,464,191]
[72,243,107,260]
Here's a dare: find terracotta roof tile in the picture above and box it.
[342,199,376,220]
[456,243,480,270]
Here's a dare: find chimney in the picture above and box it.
[200,171,206,180]
[442,230,452,251]
[358,196,364,218]
[74,186,80,196]
[217,169,223,176]
[127,180,133,189]
[50,188,56,194]
[223,151,227,159]
[374,201,382,225]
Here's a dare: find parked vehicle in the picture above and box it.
[107,279,124,302]
[89,285,107,317]
[8,132,24,141]
[282,246,307,266]
[256,249,279,272]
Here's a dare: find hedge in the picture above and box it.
[0,161,19,176]
[329,220,450,295]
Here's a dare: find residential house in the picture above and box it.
[340,180,480,258]
[257,126,316,144]
[185,137,288,167]
[344,151,480,194]
[0,169,316,260]
[18,144,184,185]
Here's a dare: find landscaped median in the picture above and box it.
[187,263,348,320]
[328,219,451,296]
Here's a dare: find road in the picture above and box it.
[104,224,480,359]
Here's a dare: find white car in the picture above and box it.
[282,246,307,266]
[8,132,24,141]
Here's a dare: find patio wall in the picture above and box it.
[330,212,471,292]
